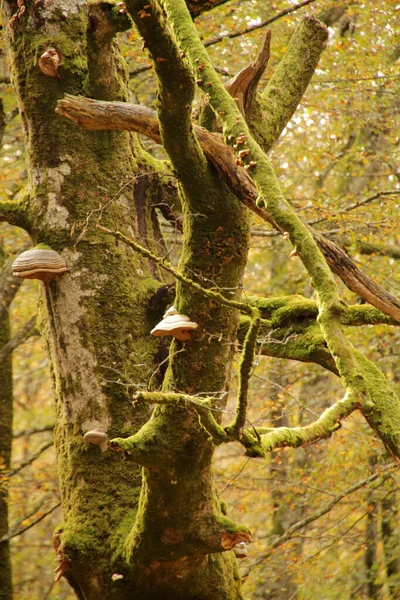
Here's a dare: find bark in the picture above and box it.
[0,245,13,600]
[0,0,162,597]
[364,503,380,599]
[2,0,400,597]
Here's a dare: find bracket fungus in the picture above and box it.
[38,47,61,77]
[12,247,68,282]
[233,542,248,559]
[150,306,198,342]
[83,430,109,452]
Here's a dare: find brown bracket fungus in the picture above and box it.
[12,247,68,282]
[83,430,109,452]
[233,542,248,559]
[38,47,61,77]
[150,306,198,341]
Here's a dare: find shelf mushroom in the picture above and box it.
[233,542,248,559]
[150,306,198,342]
[12,247,68,282]
[83,430,109,452]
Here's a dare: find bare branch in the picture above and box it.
[226,32,271,114]
[8,441,53,477]
[0,315,38,362]
[13,424,55,438]
[203,0,318,47]
[0,243,30,318]
[1,502,61,542]
[250,465,396,567]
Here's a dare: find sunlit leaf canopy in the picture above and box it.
[1,0,399,597]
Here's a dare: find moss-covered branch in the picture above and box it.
[159,0,400,459]
[109,416,168,468]
[248,294,399,327]
[226,310,260,436]
[127,0,205,184]
[126,388,356,460]
[0,198,30,230]
[58,94,400,323]
[239,316,338,375]
[131,391,229,444]
[242,391,359,457]
[250,15,328,153]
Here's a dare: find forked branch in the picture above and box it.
[57,95,400,323]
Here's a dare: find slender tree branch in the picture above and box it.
[1,502,61,542]
[357,241,400,260]
[226,311,261,436]
[203,0,318,48]
[96,225,253,315]
[0,315,38,363]
[250,465,396,567]
[8,441,53,477]
[0,244,30,317]
[13,424,55,438]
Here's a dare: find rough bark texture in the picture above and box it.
[1,0,400,597]
[0,247,14,600]
[0,0,250,597]
[0,0,162,597]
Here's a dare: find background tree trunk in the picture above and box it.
[0,245,14,600]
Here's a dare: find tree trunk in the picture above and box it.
[0,0,250,597]
[0,245,13,600]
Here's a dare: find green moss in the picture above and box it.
[35,242,53,250]
[217,516,251,537]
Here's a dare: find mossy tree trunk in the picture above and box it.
[1,0,400,598]
[0,247,16,600]
[0,0,251,597]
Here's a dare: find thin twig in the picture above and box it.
[2,503,61,542]
[203,0,318,47]
[0,314,38,362]
[96,225,253,315]
[8,441,53,477]
[249,465,396,568]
